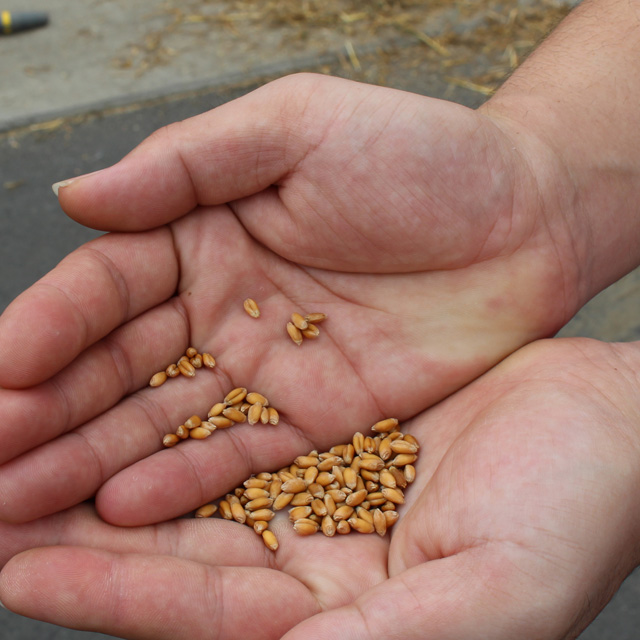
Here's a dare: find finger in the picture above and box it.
[282,548,587,640]
[0,300,188,467]
[0,227,179,388]
[0,546,320,640]
[53,74,358,232]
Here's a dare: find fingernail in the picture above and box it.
[52,168,106,197]
[52,179,74,196]
[0,597,6,609]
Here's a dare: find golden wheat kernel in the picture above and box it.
[378,438,393,461]
[345,489,368,507]
[316,456,342,472]
[402,433,419,447]
[243,488,269,501]
[332,505,355,522]
[357,506,374,522]
[226,494,240,505]
[207,403,225,418]
[149,371,167,387]
[291,312,309,331]
[224,387,247,405]
[315,472,335,486]
[244,478,268,490]
[371,418,399,434]
[325,481,341,492]
[327,445,343,457]
[360,470,379,483]
[304,313,327,324]
[290,492,313,506]
[286,322,303,346]
[300,323,319,340]
[254,520,269,534]
[358,457,384,472]
[189,354,202,369]
[244,514,255,528]
[321,514,336,537]
[366,493,386,507]
[308,513,322,524]
[281,477,306,494]
[219,500,233,520]
[258,407,268,424]
[268,476,282,497]
[356,476,366,492]
[288,506,313,522]
[381,487,405,505]
[267,407,280,425]
[390,440,418,455]
[326,489,348,503]
[185,347,198,359]
[350,457,362,473]
[372,508,387,536]
[323,494,337,516]
[380,501,396,512]
[342,467,358,490]
[165,363,179,378]
[310,498,327,517]
[178,359,196,378]
[293,518,319,536]
[293,455,318,469]
[384,510,400,527]
[245,497,273,511]
[183,415,201,430]
[201,352,216,369]
[304,466,319,485]
[390,453,418,467]
[363,437,376,454]
[329,465,344,487]
[251,508,275,522]
[195,503,218,518]
[352,432,365,455]
[243,298,260,318]
[335,520,351,535]
[206,416,233,429]
[278,470,296,483]
[175,425,189,440]
[365,480,379,493]
[404,464,416,483]
[230,501,247,524]
[261,529,278,551]
[163,433,180,447]
[307,483,324,499]
[237,402,250,414]
[389,467,408,489]
[341,444,355,465]
[246,392,268,406]
[289,463,302,477]
[247,402,262,426]
[222,407,246,423]
[272,491,293,511]
[379,469,397,489]
[349,517,375,534]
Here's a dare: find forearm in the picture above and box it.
[481,0,640,303]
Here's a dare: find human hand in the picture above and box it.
[2,337,639,639]
[0,74,597,525]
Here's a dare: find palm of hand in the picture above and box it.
[2,339,639,640]
[0,76,575,527]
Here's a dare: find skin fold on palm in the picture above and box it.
[0,76,587,527]
[1,338,639,640]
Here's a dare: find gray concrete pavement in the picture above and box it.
[1,0,639,638]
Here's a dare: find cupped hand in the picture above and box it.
[2,337,639,640]
[0,74,583,525]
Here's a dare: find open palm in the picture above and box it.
[0,74,582,526]
[2,338,639,640]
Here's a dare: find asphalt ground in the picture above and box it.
[1,1,640,638]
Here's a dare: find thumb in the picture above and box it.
[52,73,332,232]
[282,548,589,640]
